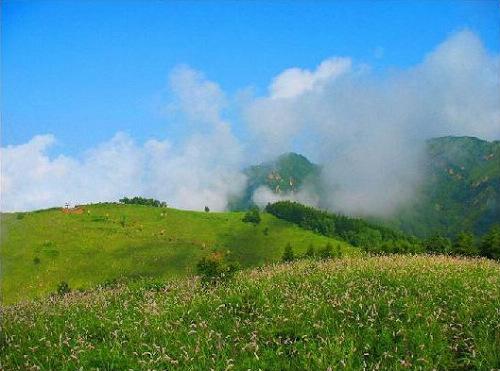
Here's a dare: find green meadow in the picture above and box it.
[1,256,499,369]
[0,203,352,304]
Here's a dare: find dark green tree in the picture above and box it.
[424,235,452,254]
[481,225,500,260]
[242,207,261,225]
[453,232,479,256]
[204,206,210,213]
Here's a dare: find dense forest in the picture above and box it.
[266,201,500,258]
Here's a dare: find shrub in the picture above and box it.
[16,213,25,220]
[196,254,239,284]
[204,206,210,213]
[305,244,316,258]
[263,227,269,236]
[282,243,295,262]
[57,281,71,296]
[242,207,261,225]
[319,242,333,260]
[33,257,41,265]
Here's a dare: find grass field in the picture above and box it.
[1,255,499,369]
[0,203,352,304]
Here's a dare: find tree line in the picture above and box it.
[266,201,499,258]
[119,197,167,208]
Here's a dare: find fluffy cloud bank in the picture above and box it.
[1,67,246,212]
[2,30,499,214]
[244,30,500,216]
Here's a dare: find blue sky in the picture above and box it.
[2,1,500,212]
[2,0,500,155]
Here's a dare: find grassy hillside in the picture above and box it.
[0,203,353,304]
[1,256,499,369]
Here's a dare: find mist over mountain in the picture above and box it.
[232,136,500,237]
[391,136,500,237]
[2,31,499,214]
[229,153,322,210]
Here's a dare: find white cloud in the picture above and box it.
[167,65,227,125]
[270,57,351,99]
[245,30,500,216]
[252,185,320,209]
[2,31,499,216]
[1,67,247,212]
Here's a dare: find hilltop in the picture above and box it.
[0,203,352,304]
[2,255,499,369]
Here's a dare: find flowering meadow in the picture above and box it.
[1,255,499,369]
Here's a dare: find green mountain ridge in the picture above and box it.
[235,136,500,237]
[392,136,500,237]
[229,152,321,210]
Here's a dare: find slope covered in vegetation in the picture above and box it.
[0,203,352,304]
[392,136,500,237]
[266,201,420,253]
[235,137,500,238]
[1,256,499,369]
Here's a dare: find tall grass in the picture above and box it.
[1,255,499,369]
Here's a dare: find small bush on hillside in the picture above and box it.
[196,255,239,284]
[242,207,261,225]
[305,244,316,258]
[319,242,333,259]
[57,281,71,296]
[263,227,269,236]
[318,242,342,260]
[33,257,41,265]
[16,213,25,220]
[282,243,295,262]
[204,206,210,213]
